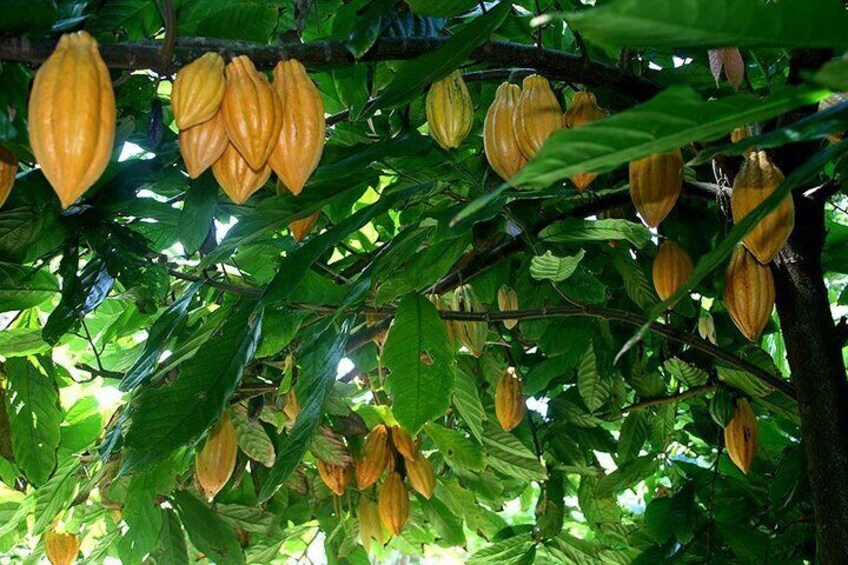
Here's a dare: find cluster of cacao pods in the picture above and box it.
[724,398,758,474]
[495,367,526,432]
[445,284,488,357]
[652,239,694,305]
[44,527,81,565]
[194,411,238,501]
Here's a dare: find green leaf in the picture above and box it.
[152,509,188,565]
[231,404,275,468]
[171,491,245,565]
[535,469,565,540]
[425,423,485,473]
[0,328,50,357]
[663,358,708,387]
[452,365,486,443]
[813,59,848,91]
[422,495,466,547]
[119,468,167,563]
[33,458,80,535]
[468,533,536,565]
[178,0,277,42]
[541,533,600,564]
[540,219,651,248]
[617,411,649,463]
[178,178,217,255]
[482,423,547,482]
[0,262,59,313]
[215,503,275,534]
[347,0,398,58]
[595,456,658,498]
[530,250,586,283]
[577,345,611,413]
[43,257,115,345]
[406,0,478,16]
[0,0,58,33]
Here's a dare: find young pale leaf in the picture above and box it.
[530,250,586,283]
[0,328,50,357]
[540,219,651,248]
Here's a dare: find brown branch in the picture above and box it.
[157,0,176,70]
[619,384,717,414]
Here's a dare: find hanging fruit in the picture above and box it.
[357,496,386,553]
[44,528,80,565]
[290,211,320,242]
[355,424,390,489]
[652,240,694,304]
[497,286,519,329]
[194,411,238,500]
[731,150,794,264]
[724,398,758,474]
[378,472,410,536]
[28,31,115,209]
[449,285,488,357]
[171,52,226,130]
[512,74,564,160]
[316,459,350,496]
[405,454,435,499]
[629,149,684,228]
[723,246,775,341]
[495,367,526,432]
[179,110,228,179]
[0,147,17,208]
[426,70,474,150]
[390,426,418,461]
[483,82,527,181]
[563,91,606,191]
[212,143,272,204]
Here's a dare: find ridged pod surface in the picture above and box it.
[172,52,226,129]
[405,454,435,499]
[731,151,794,264]
[28,31,115,209]
[483,82,526,181]
[512,75,564,160]
[563,91,606,191]
[495,367,526,432]
[355,424,390,489]
[317,459,349,496]
[652,240,694,304]
[195,412,238,500]
[378,472,410,536]
[497,286,519,329]
[0,147,16,208]
[390,426,418,461]
[358,496,385,553]
[269,59,326,195]
[724,246,775,341]
[45,529,80,565]
[221,56,282,170]
[724,398,758,474]
[212,143,272,204]
[290,211,320,242]
[426,70,474,150]
[629,149,683,228]
[449,285,487,357]
[179,110,228,179]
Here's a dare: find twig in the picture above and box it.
[80,318,105,374]
[157,0,176,70]
[617,384,717,414]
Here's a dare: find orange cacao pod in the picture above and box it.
[317,459,350,496]
[629,149,683,228]
[355,424,390,489]
[390,426,418,461]
[483,82,527,181]
[652,240,694,304]
[358,496,386,553]
[723,246,775,341]
[269,59,326,195]
[0,147,16,208]
[45,529,80,565]
[28,31,115,209]
[497,285,519,330]
[405,454,435,499]
[378,472,409,536]
[425,70,474,150]
[290,211,320,242]
[731,151,794,264]
[171,52,226,130]
[221,56,282,170]
[512,74,564,160]
[724,398,758,474]
[449,284,488,357]
[563,91,606,191]
[495,367,526,432]
[212,143,272,204]
[195,411,238,500]
[179,110,228,179]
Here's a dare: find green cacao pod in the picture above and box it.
[709,387,735,428]
[449,284,488,357]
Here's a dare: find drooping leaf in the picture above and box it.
[171,490,246,565]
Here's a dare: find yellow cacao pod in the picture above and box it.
[316,459,350,496]
[194,411,238,500]
[497,285,519,330]
[390,426,418,461]
[563,91,606,191]
[483,82,527,181]
[405,454,435,499]
[45,529,80,565]
[269,59,326,195]
[179,110,228,179]
[358,496,386,553]
[724,398,758,474]
[512,74,564,160]
[731,151,794,264]
[378,472,409,536]
[28,31,115,209]
[629,149,684,228]
[723,246,775,341]
[652,240,694,304]
[449,284,488,357]
[819,92,848,143]
[0,146,17,209]
[283,388,300,423]
[495,367,526,432]
[171,52,226,130]
[221,56,282,170]
[425,70,474,150]
[289,211,320,242]
[355,424,390,489]
[212,143,272,204]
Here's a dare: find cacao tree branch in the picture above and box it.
[617,384,718,414]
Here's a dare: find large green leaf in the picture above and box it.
[33,458,80,535]
[0,263,58,313]
[43,257,115,345]
[452,365,486,443]
[425,423,485,473]
[0,328,51,357]
[406,0,478,16]
[468,533,536,565]
[481,423,547,482]
[171,491,245,565]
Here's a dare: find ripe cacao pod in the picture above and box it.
[355,424,390,489]
[723,246,775,341]
[179,110,228,179]
[512,74,564,160]
[212,143,272,204]
[731,151,794,264]
[405,454,435,499]
[221,56,282,170]
[290,211,320,242]
[724,398,758,474]
[45,528,80,565]
[425,70,474,150]
[195,411,238,500]
[449,285,488,357]
[563,91,606,191]
[0,147,17,208]
[28,31,115,209]
[378,472,410,536]
[358,496,386,553]
[269,59,326,195]
[629,149,683,228]
[171,52,226,130]
[483,82,527,181]
[495,367,526,432]
[317,459,349,496]
[652,240,694,304]
[818,92,848,143]
[390,426,418,461]
[497,285,519,330]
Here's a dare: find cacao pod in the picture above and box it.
[730,124,755,155]
[483,82,527,181]
[28,31,115,209]
[358,496,386,553]
[495,367,526,432]
[512,74,564,160]
[449,285,488,357]
[316,459,349,496]
[283,388,300,423]
[724,398,758,474]
[697,311,717,345]
[425,70,474,150]
[378,472,409,536]
[0,146,17,209]
[652,240,694,304]
[629,149,683,228]
[405,454,435,499]
[563,91,606,191]
[171,52,226,130]
[723,245,775,341]
[355,424,390,489]
[195,411,238,500]
[221,56,282,170]
[366,311,389,346]
[731,151,794,264]
[45,528,80,565]
[269,59,326,195]
[497,285,519,330]
[709,387,735,428]
[179,110,228,179]
[818,92,848,143]
[290,211,320,242]
[212,143,272,204]
[390,426,418,461]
